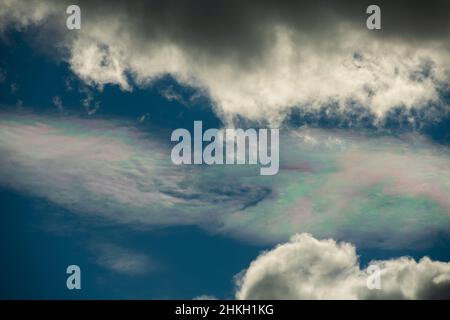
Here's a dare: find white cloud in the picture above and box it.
[66,24,450,125]
[70,36,131,91]
[235,233,450,299]
[1,1,450,125]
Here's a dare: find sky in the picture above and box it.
[0,0,450,299]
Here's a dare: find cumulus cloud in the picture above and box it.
[235,233,450,299]
[1,0,450,124]
[0,114,449,249]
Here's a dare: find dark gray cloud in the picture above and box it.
[5,0,446,66]
[2,0,450,125]
[59,0,450,63]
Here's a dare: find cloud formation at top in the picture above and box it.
[1,0,450,124]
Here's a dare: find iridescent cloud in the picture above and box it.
[0,114,449,249]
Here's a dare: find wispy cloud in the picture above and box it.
[0,114,449,249]
[93,243,155,276]
[52,96,63,112]
[193,295,218,300]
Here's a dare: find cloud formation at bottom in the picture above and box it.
[235,234,450,300]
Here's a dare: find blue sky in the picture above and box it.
[0,31,263,299]
[0,188,266,299]
[1,0,450,300]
